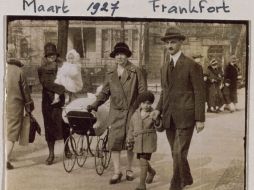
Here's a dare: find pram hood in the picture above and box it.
[62,96,110,136]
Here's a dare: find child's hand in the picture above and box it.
[151,110,160,120]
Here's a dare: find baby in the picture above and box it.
[52,49,83,105]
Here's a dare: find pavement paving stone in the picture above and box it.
[5,88,246,190]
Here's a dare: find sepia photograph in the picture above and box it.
[4,16,248,190]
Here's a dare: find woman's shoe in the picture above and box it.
[7,162,14,170]
[46,154,54,165]
[109,172,123,184]
[126,170,134,181]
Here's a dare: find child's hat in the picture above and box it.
[137,91,155,105]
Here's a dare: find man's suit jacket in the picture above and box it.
[156,53,205,129]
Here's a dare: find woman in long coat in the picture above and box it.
[6,58,34,169]
[38,43,70,165]
[88,42,146,184]
[207,59,224,112]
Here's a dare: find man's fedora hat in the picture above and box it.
[110,42,132,58]
[161,27,186,42]
[44,42,59,57]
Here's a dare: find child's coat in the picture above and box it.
[127,108,161,153]
[55,62,83,93]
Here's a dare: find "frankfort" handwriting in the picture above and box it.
[148,0,230,14]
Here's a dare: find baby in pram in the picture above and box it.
[62,85,110,136]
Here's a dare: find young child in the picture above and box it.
[52,49,83,104]
[127,91,163,190]
[222,79,235,112]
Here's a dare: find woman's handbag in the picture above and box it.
[29,114,41,143]
[19,113,31,146]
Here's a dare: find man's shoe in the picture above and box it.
[181,179,193,189]
[7,162,14,170]
[135,185,146,190]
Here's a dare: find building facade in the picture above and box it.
[7,19,247,89]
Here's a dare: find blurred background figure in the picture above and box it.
[192,54,203,65]
[207,59,224,113]
[224,55,240,112]
[203,73,211,112]
[221,79,234,112]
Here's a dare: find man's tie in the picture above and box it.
[169,59,174,71]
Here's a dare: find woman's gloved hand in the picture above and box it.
[87,104,98,112]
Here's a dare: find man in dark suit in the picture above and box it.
[153,27,206,190]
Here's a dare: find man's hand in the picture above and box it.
[195,121,204,133]
[151,110,161,121]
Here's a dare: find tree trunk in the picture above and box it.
[57,20,69,59]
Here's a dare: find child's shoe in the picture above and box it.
[146,169,156,184]
[109,172,123,184]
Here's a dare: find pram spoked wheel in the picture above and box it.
[95,138,105,175]
[63,135,77,173]
[76,135,88,167]
[102,131,111,169]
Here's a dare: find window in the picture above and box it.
[102,29,139,59]
[20,38,28,58]
[44,31,57,45]
[70,27,96,58]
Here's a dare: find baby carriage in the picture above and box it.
[62,95,111,175]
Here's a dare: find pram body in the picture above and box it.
[62,95,111,175]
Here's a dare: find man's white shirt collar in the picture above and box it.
[170,51,182,67]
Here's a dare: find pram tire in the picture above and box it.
[95,138,105,175]
[63,135,77,173]
[76,135,88,167]
[102,135,111,169]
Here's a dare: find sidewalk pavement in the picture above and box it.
[5,88,246,190]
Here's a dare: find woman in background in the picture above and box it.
[6,56,34,170]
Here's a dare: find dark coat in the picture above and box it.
[92,61,146,151]
[222,86,231,104]
[127,108,161,153]
[224,63,239,91]
[207,66,224,107]
[38,57,66,142]
[6,59,34,141]
[156,53,205,129]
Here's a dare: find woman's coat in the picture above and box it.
[92,61,146,151]
[38,57,66,142]
[6,59,33,141]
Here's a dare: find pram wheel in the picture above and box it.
[63,135,77,173]
[95,138,105,175]
[76,135,88,167]
[102,135,111,169]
